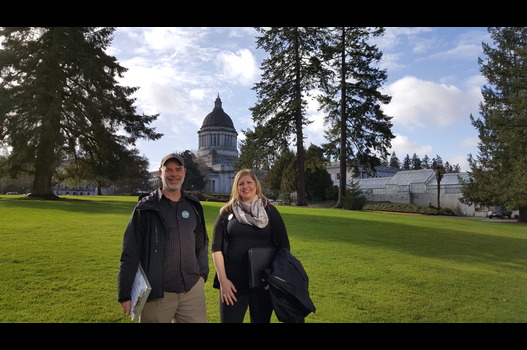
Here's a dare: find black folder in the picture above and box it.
[248,247,277,289]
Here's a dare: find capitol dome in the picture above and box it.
[196,95,238,194]
[201,96,235,129]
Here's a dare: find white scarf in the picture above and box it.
[233,196,269,228]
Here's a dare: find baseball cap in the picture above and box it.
[160,153,185,168]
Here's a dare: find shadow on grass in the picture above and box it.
[280,210,527,268]
[0,195,136,215]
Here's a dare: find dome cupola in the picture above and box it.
[201,95,234,129]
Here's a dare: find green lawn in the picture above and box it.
[0,194,525,323]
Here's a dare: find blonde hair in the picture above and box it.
[220,169,268,214]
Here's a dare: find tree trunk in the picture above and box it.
[294,96,307,206]
[336,156,346,209]
[336,30,347,210]
[437,181,441,209]
[30,122,59,199]
[435,168,443,209]
[31,161,58,199]
[293,33,307,207]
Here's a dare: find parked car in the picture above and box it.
[5,192,19,195]
[487,206,513,219]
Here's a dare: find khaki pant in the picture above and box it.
[140,277,207,323]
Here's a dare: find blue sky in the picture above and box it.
[107,27,490,172]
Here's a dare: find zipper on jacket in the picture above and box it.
[154,225,159,253]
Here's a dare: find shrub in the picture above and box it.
[342,183,367,210]
[363,202,455,215]
[325,185,339,201]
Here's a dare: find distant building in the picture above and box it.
[53,183,101,196]
[326,163,400,186]
[355,169,481,216]
[196,95,238,194]
[326,164,494,217]
[52,158,108,196]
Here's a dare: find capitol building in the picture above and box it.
[196,95,238,194]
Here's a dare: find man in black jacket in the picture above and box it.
[118,153,209,323]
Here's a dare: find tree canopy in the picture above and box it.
[460,27,527,222]
[242,27,393,207]
[249,27,326,206]
[0,27,162,199]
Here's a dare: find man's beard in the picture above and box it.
[163,178,182,191]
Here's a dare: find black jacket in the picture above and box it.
[117,189,209,303]
[264,248,316,323]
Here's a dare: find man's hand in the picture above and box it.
[121,300,131,315]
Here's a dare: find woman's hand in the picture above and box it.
[220,279,238,305]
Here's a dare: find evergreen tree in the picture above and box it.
[444,161,452,173]
[402,154,411,170]
[411,153,422,170]
[379,152,389,166]
[304,144,332,201]
[342,180,367,211]
[76,147,148,195]
[279,158,297,204]
[235,127,283,171]
[250,27,326,206]
[78,138,143,195]
[180,150,205,192]
[450,163,461,173]
[460,27,527,221]
[262,149,296,195]
[431,155,444,169]
[0,27,162,199]
[389,152,400,168]
[109,150,151,195]
[421,155,431,169]
[317,27,393,208]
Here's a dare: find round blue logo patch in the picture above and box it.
[182,210,190,219]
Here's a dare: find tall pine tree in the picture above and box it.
[460,27,527,222]
[250,27,327,206]
[0,27,162,199]
[317,27,394,208]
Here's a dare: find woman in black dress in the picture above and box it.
[211,169,290,323]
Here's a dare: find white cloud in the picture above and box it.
[303,92,327,147]
[304,114,326,148]
[388,132,479,172]
[428,43,482,61]
[115,58,195,119]
[389,134,434,158]
[459,136,479,149]
[189,89,206,101]
[382,76,481,129]
[142,27,200,53]
[377,27,434,51]
[449,154,470,171]
[464,74,487,90]
[217,48,259,86]
[380,52,406,73]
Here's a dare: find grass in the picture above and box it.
[0,194,526,323]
